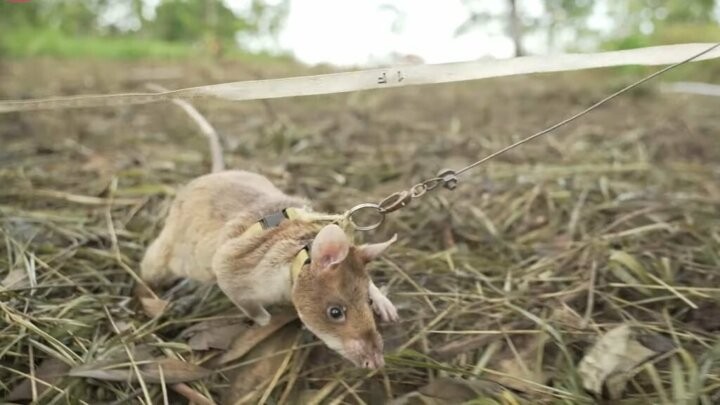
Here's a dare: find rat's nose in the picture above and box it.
[362,352,385,369]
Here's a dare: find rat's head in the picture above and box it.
[291,224,396,369]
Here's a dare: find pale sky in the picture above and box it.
[277,0,515,66]
[240,0,616,67]
[136,0,621,67]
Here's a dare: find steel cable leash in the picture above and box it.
[343,41,720,232]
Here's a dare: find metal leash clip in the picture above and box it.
[344,169,458,232]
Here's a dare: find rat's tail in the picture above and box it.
[146,83,225,173]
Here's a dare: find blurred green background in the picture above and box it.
[0,0,289,60]
[0,0,718,62]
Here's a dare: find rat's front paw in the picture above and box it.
[237,301,272,327]
[252,312,271,326]
[371,292,399,323]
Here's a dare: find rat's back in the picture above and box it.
[140,170,309,285]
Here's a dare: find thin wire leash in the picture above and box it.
[343,42,720,232]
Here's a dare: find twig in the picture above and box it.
[104,305,153,405]
[172,383,216,405]
[146,83,225,173]
[258,331,302,404]
[581,260,597,329]
[28,344,37,402]
[103,177,159,301]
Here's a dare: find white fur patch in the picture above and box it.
[252,264,292,304]
[369,280,399,322]
[310,328,344,353]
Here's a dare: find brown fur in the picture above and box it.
[293,247,383,366]
[141,170,396,368]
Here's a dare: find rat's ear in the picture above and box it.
[358,234,397,263]
[311,224,350,269]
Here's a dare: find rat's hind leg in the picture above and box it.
[216,275,272,326]
[369,280,399,323]
[140,237,175,288]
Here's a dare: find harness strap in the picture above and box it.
[241,207,311,284]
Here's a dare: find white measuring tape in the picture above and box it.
[1,43,718,114]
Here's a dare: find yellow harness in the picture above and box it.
[241,207,342,284]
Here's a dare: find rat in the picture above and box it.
[139,114,399,369]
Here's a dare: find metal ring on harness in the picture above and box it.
[344,203,385,231]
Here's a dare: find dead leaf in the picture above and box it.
[134,282,169,318]
[1,268,29,290]
[70,357,209,383]
[549,303,586,330]
[608,251,652,296]
[578,325,666,398]
[69,345,209,383]
[637,334,676,354]
[81,153,114,175]
[389,392,437,405]
[432,334,499,361]
[114,320,133,333]
[140,297,169,318]
[217,310,298,365]
[7,358,70,401]
[432,320,534,360]
[419,377,503,401]
[295,389,324,403]
[223,322,300,404]
[68,348,142,382]
[179,317,246,351]
[140,358,211,383]
[389,377,505,405]
[68,361,134,382]
[494,357,547,392]
[486,334,550,393]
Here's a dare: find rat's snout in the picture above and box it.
[361,351,385,369]
[344,330,385,369]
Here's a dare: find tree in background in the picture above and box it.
[151,0,246,42]
[456,0,717,56]
[149,0,249,56]
[610,0,716,28]
[455,0,523,57]
[0,0,104,36]
[0,0,289,57]
[456,0,594,57]
[542,0,594,52]
[606,0,719,49]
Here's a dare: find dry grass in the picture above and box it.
[1,58,719,404]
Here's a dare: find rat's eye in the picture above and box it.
[326,306,346,322]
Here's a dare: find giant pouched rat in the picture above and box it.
[139,111,398,369]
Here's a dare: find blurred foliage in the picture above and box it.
[600,0,720,80]
[457,0,718,56]
[609,0,716,28]
[457,0,595,55]
[0,0,289,58]
[604,0,719,50]
[0,28,195,59]
[151,1,248,43]
[0,0,717,60]
[604,23,720,50]
[541,0,595,50]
